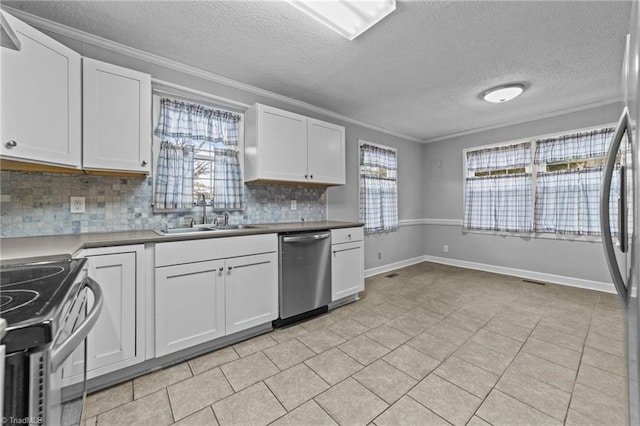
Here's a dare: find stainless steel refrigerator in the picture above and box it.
[601,1,640,423]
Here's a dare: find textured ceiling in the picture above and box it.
[2,1,633,141]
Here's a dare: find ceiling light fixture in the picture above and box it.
[287,0,396,41]
[482,84,525,103]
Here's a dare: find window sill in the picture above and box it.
[462,228,603,244]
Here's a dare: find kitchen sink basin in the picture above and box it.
[154,224,262,236]
[154,227,218,235]
[213,224,258,230]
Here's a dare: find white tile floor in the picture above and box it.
[82,262,629,425]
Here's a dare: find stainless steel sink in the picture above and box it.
[213,224,259,230]
[153,227,218,236]
[154,224,261,236]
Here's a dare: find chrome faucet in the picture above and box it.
[222,211,230,227]
[199,193,207,224]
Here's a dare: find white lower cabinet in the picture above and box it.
[155,259,225,357]
[154,234,278,357]
[63,245,145,385]
[225,252,278,335]
[331,228,365,301]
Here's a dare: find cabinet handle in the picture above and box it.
[231,260,271,269]
[304,174,308,179]
[141,160,148,166]
[348,234,351,239]
[219,267,224,272]
[333,247,360,254]
[310,175,313,179]
[228,266,233,271]
[5,140,17,148]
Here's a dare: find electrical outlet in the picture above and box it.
[290,199,297,210]
[70,196,85,214]
[378,252,382,260]
[443,244,449,253]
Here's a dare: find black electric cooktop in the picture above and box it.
[0,257,87,353]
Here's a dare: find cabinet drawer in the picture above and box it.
[331,227,363,245]
[155,234,277,267]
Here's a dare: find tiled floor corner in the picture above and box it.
[83,262,629,425]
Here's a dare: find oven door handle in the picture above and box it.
[50,277,104,371]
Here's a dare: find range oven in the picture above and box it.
[1,256,103,425]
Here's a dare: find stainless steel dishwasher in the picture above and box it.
[274,230,331,327]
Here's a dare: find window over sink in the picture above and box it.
[152,95,244,211]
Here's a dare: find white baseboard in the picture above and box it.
[366,254,616,294]
[365,256,427,278]
[422,255,616,294]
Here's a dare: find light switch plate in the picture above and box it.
[70,196,85,214]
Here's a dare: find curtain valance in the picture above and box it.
[466,142,531,171]
[154,98,241,146]
[360,143,398,171]
[534,128,614,164]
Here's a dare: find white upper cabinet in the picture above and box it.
[83,58,151,173]
[307,118,346,185]
[0,11,81,168]
[245,103,346,185]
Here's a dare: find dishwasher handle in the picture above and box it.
[282,232,331,243]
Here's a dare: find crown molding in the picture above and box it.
[2,6,422,143]
[424,98,622,143]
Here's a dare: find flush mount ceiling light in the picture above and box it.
[287,0,396,41]
[482,84,525,103]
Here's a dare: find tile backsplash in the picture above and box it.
[0,171,326,237]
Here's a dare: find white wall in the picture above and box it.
[422,102,623,287]
[327,125,427,271]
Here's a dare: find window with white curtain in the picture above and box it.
[359,142,399,234]
[463,126,618,236]
[153,97,243,211]
[534,128,618,235]
[464,142,533,233]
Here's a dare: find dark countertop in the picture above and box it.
[0,221,363,262]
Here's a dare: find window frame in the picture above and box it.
[358,139,399,234]
[462,122,616,242]
[151,92,245,213]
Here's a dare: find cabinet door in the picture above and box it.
[0,11,81,167]
[331,241,365,301]
[225,252,278,334]
[83,58,151,173]
[308,118,346,185]
[155,260,225,357]
[256,105,308,182]
[87,252,138,369]
[62,249,142,384]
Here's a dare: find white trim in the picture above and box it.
[366,253,616,293]
[365,256,426,278]
[398,219,426,226]
[399,218,463,226]
[426,101,622,143]
[423,255,616,294]
[2,6,422,144]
